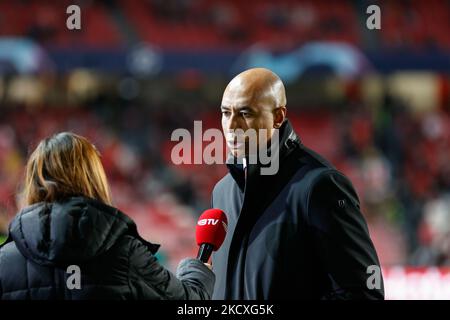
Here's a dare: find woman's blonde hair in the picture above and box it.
[22,132,112,206]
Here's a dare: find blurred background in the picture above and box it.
[0,0,449,299]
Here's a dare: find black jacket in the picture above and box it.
[211,120,384,300]
[0,196,214,300]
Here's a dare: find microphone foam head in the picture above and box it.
[195,208,228,251]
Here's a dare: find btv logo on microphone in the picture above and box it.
[197,218,218,226]
[197,218,228,231]
[195,209,228,256]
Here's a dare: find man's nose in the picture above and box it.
[227,113,243,131]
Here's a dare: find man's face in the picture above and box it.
[221,81,275,158]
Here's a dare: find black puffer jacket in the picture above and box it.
[0,197,214,300]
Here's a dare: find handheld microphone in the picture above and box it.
[195,208,228,263]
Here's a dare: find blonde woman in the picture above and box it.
[0,132,214,299]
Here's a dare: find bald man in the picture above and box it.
[210,68,384,300]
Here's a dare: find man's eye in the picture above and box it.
[241,112,251,118]
[222,111,231,117]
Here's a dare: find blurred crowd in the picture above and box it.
[335,96,450,267]
[0,94,449,268]
[1,0,449,50]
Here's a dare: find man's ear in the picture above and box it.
[273,107,286,128]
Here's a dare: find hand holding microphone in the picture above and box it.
[195,209,228,264]
[169,209,226,299]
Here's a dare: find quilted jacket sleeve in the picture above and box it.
[127,238,215,300]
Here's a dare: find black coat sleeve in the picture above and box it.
[307,171,384,300]
[128,238,215,300]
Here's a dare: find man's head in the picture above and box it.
[221,68,287,158]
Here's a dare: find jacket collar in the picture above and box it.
[226,119,301,190]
